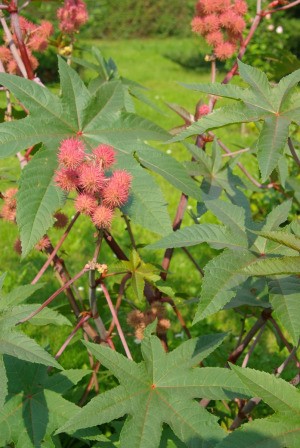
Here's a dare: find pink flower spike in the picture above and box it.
[92,144,116,169]
[78,163,106,194]
[74,193,98,215]
[54,167,79,192]
[58,138,85,168]
[92,205,114,229]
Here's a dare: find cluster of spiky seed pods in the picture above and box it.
[191,0,248,60]
[54,138,132,230]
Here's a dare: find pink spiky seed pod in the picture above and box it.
[219,11,246,34]
[27,21,54,53]
[39,20,54,39]
[234,0,248,15]
[35,235,51,251]
[201,14,220,34]
[102,170,132,208]
[0,46,11,63]
[54,167,79,192]
[199,0,230,14]
[1,203,16,222]
[110,170,132,189]
[92,144,116,169]
[157,318,171,334]
[206,30,224,47]
[91,205,114,229]
[74,193,98,215]
[3,188,18,207]
[58,138,85,169]
[57,0,88,34]
[53,212,69,228]
[78,163,106,194]
[18,16,36,34]
[191,17,206,35]
[214,41,237,60]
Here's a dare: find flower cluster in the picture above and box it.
[191,0,248,60]
[127,302,171,340]
[57,0,88,34]
[54,138,132,230]
[0,17,53,74]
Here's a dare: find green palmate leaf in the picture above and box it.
[0,118,69,159]
[244,256,300,276]
[21,305,72,327]
[116,250,161,301]
[0,356,7,408]
[238,60,273,108]
[136,147,202,201]
[268,276,300,345]
[257,230,300,252]
[146,224,246,251]
[204,199,247,240]
[58,56,91,129]
[117,152,172,236]
[253,200,292,254]
[231,364,300,414]
[165,333,227,369]
[0,330,61,369]
[173,60,300,181]
[180,82,247,100]
[0,60,172,242]
[256,115,290,181]
[193,250,257,324]
[0,356,90,448]
[0,282,61,396]
[58,331,251,447]
[17,147,66,257]
[275,69,300,108]
[0,282,44,308]
[170,103,259,143]
[217,366,300,446]
[216,414,300,448]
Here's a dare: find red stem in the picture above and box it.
[101,282,133,360]
[18,266,89,324]
[54,314,91,360]
[32,212,80,285]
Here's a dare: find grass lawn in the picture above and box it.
[0,37,295,379]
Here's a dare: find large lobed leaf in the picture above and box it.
[0,58,176,253]
[17,148,66,257]
[171,60,300,181]
[0,280,63,406]
[269,276,300,345]
[193,250,257,324]
[0,356,90,448]
[57,329,251,447]
[216,365,300,448]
